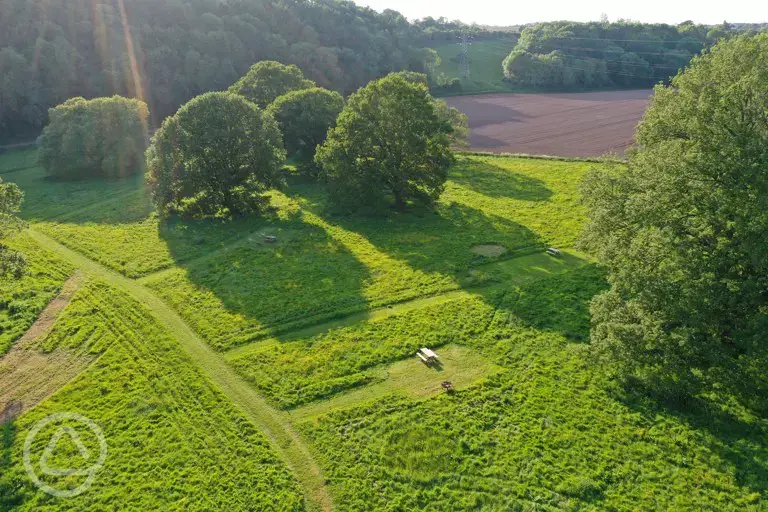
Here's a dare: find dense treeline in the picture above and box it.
[0,0,426,140]
[503,21,751,89]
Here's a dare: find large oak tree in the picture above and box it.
[315,73,455,212]
[581,35,768,398]
[146,91,285,218]
[0,177,25,278]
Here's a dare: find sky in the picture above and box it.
[353,0,768,26]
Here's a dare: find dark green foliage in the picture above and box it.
[229,61,316,109]
[315,73,455,212]
[0,0,430,140]
[37,96,149,180]
[267,87,344,170]
[503,21,731,89]
[0,177,25,279]
[580,34,768,396]
[146,92,285,218]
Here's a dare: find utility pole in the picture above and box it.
[458,31,472,79]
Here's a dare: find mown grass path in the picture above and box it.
[27,228,334,512]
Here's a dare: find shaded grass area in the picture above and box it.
[143,156,592,350]
[0,281,304,511]
[5,165,144,222]
[224,252,587,409]
[0,149,37,175]
[34,189,266,278]
[0,233,73,355]
[298,266,768,511]
[3,159,285,277]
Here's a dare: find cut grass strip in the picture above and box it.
[27,228,333,512]
[0,273,91,421]
[288,345,502,423]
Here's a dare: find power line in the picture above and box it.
[540,45,696,57]
[556,53,683,70]
[557,35,710,44]
[458,31,473,79]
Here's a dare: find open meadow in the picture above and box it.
[2,147,767,511]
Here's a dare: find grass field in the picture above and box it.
[0,280,304,510]
[2,147,767,511]
[0,234,73,355]
[141,157,591,350]
[432,38,519,95]
[299,268,767,511]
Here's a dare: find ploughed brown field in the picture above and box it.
[445,89,652,158]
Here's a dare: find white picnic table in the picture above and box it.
[420,347,439,360]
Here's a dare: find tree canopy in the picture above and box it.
[38,96,149,180]
[229,61,316,109]
[503,20,751,89]
[267,87,344,170]
[315,73,455,212]
[0,0,432,141]
[0,177,25,279]
[146,92,285,218]
[580,34,768,400]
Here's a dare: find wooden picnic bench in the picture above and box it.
[416,347,439,365]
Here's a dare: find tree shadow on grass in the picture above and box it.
[0,420,22,508]
[161,206,372,347]
[450,158,554,200]
[496,264,608,343]
[311,200,547,276]
[615,380,768,498]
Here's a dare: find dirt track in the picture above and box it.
[445,89,652,158]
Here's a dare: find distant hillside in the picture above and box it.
[502,21,755,89]
[429,21,765,95]
[0,0,427,140]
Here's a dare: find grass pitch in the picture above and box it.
[2,148,766,511]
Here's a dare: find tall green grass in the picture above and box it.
[432,38,519,95]
[299,267,767,510]
[0,233,73,354]
[0,281,304,510]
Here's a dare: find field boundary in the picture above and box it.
[26,229,334,512]
[457,150,618,163]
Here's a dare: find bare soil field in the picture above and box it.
[445,89,652,157]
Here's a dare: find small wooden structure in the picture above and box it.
[546,247,561,257]
[416,347,440,365]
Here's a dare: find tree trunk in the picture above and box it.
[393,189,406,211]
